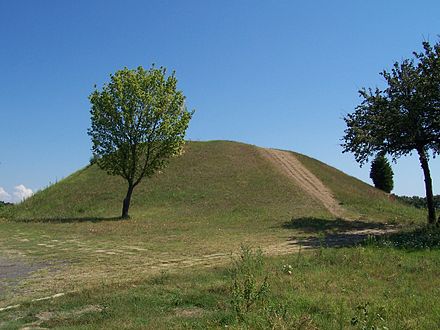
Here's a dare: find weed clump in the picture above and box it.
[350,302,388,330]
[367,226,440,250]
[229,245,295,328]
[230,245,269,322]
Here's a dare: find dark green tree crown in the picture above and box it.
[370,153,394,193]
[342,40,440,164]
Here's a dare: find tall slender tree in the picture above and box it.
[369,153,394,193]
[88,66,193,219]
[342,40,440,224]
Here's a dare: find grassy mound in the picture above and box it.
[7,141,423,223]
[0,141,429,315]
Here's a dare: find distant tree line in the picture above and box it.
[394,195,440,210]
[0,201,13,208]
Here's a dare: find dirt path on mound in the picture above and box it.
[260,148,346,218]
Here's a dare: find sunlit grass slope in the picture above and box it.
[0,140,426,306]
[9,141,423,223]
[10,141,327,221]
[295,152,425,222]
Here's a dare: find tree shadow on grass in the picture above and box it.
[289,232,380,249]
[11,216,122,224]
[283,217,395,249]
[283,217,389,233]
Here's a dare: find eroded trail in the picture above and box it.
[260,148,346,218]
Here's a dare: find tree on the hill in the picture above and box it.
[342,40,440,224]
[369,153,394,193]
[88,66,193,219]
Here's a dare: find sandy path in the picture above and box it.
[260,148,345,218]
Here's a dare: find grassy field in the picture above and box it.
[2,233,440,329]
[0,141,432,329]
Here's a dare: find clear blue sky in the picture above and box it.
[1,0,439,202]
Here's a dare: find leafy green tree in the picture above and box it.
[369,153,394,193]
[342,40,440,224]
[88,66,193,219]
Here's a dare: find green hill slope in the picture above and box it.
[8,140,423,223]
[0,140,426,305]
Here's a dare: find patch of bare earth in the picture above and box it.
[19,305,103,329]
[173,307,205,318]
[0,256,48,299]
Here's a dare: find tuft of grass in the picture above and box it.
[229,246,270,323]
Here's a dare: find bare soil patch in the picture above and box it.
[173,307,205,318]
[0,256,46,298]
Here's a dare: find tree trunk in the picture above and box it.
[121,183,134,219]
[417,148,436,224]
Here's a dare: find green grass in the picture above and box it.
[2,241,440,329]
[0,142,332,303]
[6,141,423,223]
[10,141,328,220]
[0,140,431,328]
[294,152,425,223]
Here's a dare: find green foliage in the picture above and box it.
[0,201,13,208]
[230,246,270,323]
[370,226,440,249]
[369,154,393,193]
[342,40,440,164]
[342,40,440,223]
[89,65,193,183]
[88,154,99,166]
[350,303,388,330]
[228,246,296,328]
[88,65,193,217]
[394,194,440,210]
[0,201,14,219]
